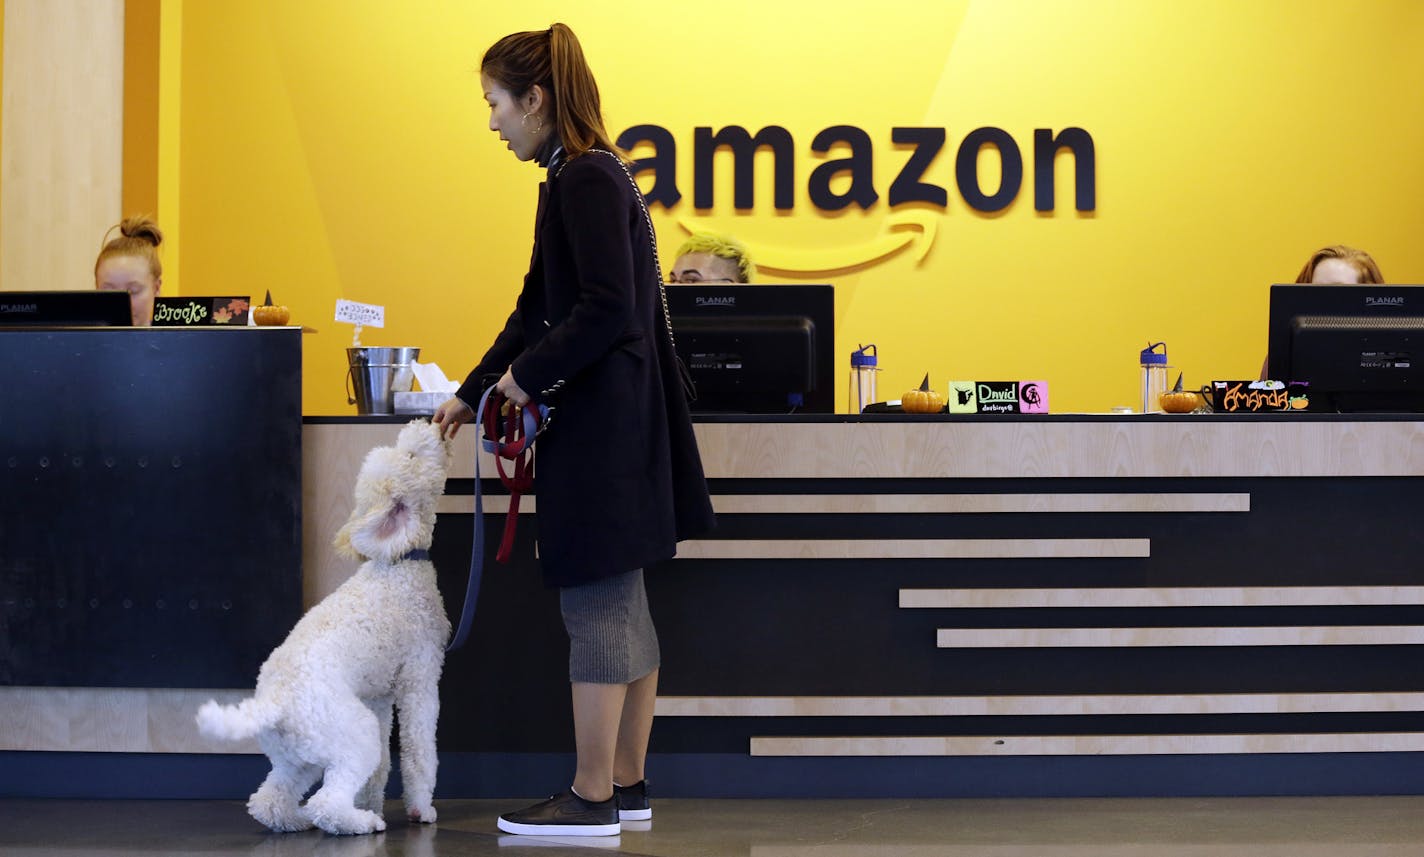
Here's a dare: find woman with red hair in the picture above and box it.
[1261,245,1387,379]
[1295,245,1385,285]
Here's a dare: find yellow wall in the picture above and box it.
[121,0,159,220]
[1,0,4,210]
[168,0,1424,414]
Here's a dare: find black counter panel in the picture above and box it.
[1,328,302,687]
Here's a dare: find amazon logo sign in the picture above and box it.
[615,124,1095,273]
[617,125,1095,212]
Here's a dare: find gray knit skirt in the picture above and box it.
[559,568,660,684]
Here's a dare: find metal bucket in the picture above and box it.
[347,346,420,415]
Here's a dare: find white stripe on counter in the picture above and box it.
[655,692,1424,718]
[437,493,1248,516]
[901,586,1424,609]
[675,539,1149,560]
[750,732,1424,757]
[936,626,1424,648]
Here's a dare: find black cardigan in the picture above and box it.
[457,151,715,587]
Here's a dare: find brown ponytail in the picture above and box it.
[482,23,628,162]
[95,215,164,279]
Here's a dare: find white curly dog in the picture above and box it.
[197,420,453,836]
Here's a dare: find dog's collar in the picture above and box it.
[400,549,430,562]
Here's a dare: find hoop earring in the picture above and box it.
[521,112,544,135]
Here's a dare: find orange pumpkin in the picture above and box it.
[1159,391,1199,413]
[253,289,290,326]
[903,373,945,414]
[253,305,290,326]
[902,390,945,413]
[902,388,946,414]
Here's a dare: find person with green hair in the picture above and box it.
[668,231,755,284]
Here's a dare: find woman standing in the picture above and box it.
[433,23,715,837]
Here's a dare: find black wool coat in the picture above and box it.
[457,149,716,588]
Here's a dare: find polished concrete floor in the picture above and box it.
[2,796,1424,856]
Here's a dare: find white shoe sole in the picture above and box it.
[618,808,652,821]
[497,817,621,836]
[497,834,624,848]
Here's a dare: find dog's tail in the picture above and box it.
[195,697,277,742]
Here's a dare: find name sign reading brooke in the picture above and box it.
[152,296,251,326]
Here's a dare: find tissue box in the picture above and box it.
[394,391,446,415]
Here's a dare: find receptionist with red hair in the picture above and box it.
[94,216,164,326]
[1261,244,1387,379]
[1295,245,1385,286]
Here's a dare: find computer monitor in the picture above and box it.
[665,284,834,414]
[1266,283,1424,412]
[0,290,131,327]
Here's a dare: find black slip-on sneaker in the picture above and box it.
[614,780,652,821]
[497,790,621,836]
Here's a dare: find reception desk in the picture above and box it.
[6,413,1424,798]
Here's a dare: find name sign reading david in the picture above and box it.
[152,296,251,326]
[947,381,1049,414]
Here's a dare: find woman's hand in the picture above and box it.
[432,396,475,440]
[496,369,530,408]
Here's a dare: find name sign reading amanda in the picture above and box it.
[1211,380,1309,412]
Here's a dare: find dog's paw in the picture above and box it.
[247,784,313,833]
[305,794,388,836]
[407,803,437,824]
[247,796,314,833]
[309,806,387,836]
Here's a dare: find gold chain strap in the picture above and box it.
[555,150,679,352]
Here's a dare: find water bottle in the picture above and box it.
[1140,341,1170,413]
[850,344,879,413]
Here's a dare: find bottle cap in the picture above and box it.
[851,343,878,368]
[1139,342,1167,365]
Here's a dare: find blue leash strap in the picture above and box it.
[446,386,546,653]
[445,431,485,653]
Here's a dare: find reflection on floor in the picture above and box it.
[2,796,1424,856]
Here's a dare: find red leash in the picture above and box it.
[479,388,546,562]
[446,387,548,652]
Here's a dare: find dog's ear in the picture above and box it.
[346,491,422,562]
[374,496,415,543]
[333,518,364,561]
